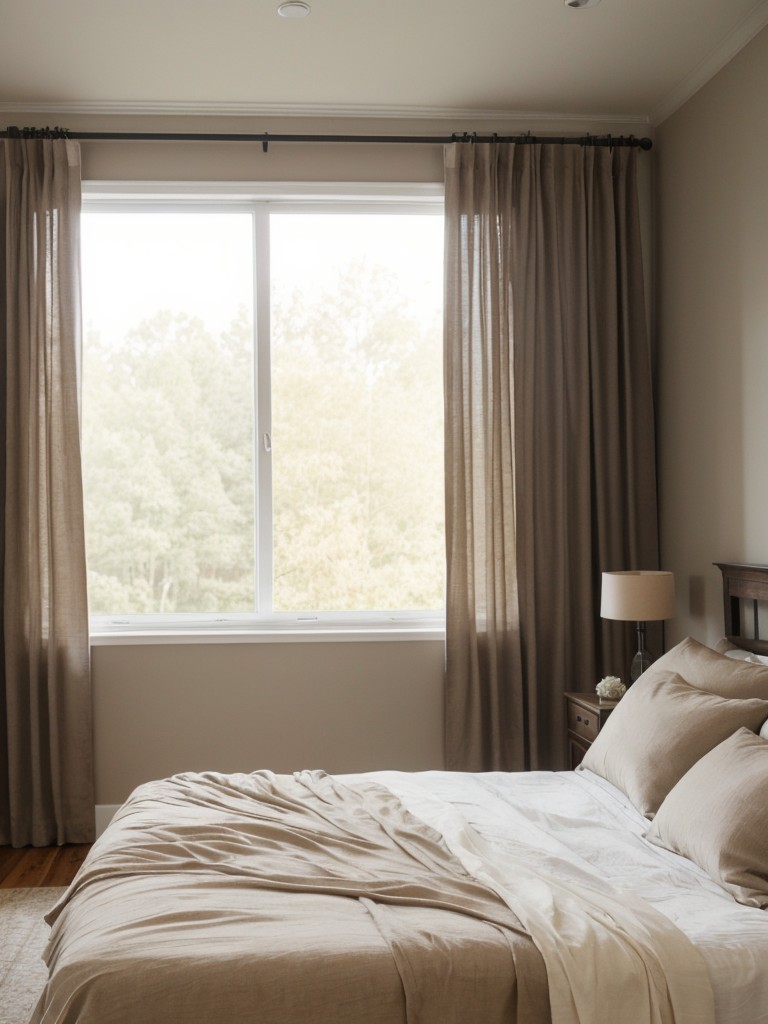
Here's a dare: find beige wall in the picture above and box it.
[7,107,651,806]
[92,638,445,805]
[657,26,768,646]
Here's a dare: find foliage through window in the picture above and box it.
[81,192,445,628]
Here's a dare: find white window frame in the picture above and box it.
[82,181,446,642]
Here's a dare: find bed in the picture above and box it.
[30,563,768,1024]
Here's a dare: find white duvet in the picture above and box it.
[358,767,768,1024]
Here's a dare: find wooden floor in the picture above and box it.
[0,844,91,888]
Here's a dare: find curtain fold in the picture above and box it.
[444,143,658,772]
[0,138,94,846]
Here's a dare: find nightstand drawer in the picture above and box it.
[567,700,600,742]
[564,692,617,768]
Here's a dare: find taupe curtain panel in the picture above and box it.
[0,139,94,846]
[444,142,658,772]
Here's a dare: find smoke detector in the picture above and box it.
[564,0,602,7]
[278,1,310,17]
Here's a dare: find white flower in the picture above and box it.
[595,675,626,700]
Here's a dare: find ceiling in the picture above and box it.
[2,0,768,126]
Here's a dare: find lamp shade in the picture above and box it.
[601,571,675,622]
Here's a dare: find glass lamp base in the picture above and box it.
[629,620,652,683]
[630,647,652,683]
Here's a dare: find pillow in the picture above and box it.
[640,636,768,700]
[646,728,768,908]
[715,637,768,667]
[580,669,768,817]
[716,638,755,660]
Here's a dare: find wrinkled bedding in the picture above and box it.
[30,770,549,1024]
[30,767,766,1024]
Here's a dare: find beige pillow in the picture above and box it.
[641,636,768,700]
[581,670,768,817]
[646,728,768,908]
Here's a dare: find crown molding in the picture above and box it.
[651,0,768,125]
[0,99,650,128]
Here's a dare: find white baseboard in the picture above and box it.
[95,804,121,838]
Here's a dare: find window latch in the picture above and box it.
[263,432,272,453]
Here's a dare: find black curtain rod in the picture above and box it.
[2,126,652,151]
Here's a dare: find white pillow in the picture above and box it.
[715,637,768,667]
[727,650,768,667]
[722,647,755,661]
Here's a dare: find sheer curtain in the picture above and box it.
[0,138,94,846]
[443,142,658,772]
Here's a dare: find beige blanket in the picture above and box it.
[31,770,550,1024]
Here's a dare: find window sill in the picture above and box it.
[89,625,446,646]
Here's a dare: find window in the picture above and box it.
[81,186,445,633]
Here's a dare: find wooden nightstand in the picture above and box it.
[564,691,617,769]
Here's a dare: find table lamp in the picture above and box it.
[600,570,675,683]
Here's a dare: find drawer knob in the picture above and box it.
[584,717,590,727]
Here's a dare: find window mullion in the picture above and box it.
[253,205,273,617]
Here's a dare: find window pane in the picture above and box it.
[270,213,444,612]
[81,211,256,614]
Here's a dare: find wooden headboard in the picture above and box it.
[714,562,768,656]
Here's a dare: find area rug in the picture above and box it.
[0,888,65,1024]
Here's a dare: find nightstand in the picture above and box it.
[564,691,617,769]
